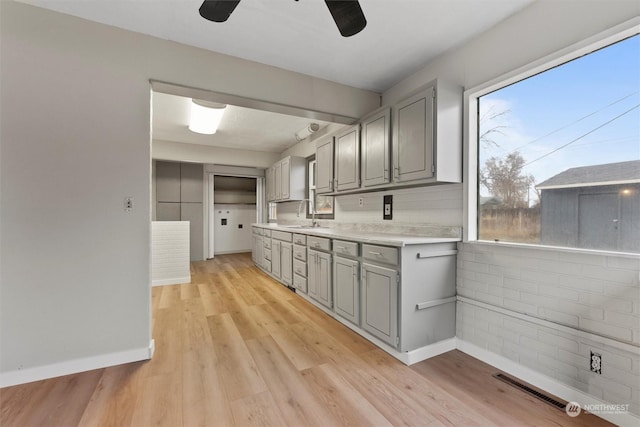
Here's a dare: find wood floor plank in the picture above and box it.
[263,322,328,371]
[158,284,181,309]
[180,283,200,300]
[181,298,213,353]
[206,313,268,401]
[246,336,330,426]
[77,362,145,427]
[197,282,227,316]
[182,346,234,427]
[229,307,271,340]
[300,362,393,427]
[130,373,182,427]
[229,391,287,427]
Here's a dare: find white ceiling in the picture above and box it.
[18,0,535,153]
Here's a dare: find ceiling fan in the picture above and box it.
[199,0,367,37]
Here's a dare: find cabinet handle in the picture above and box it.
[368,251,383,256]
[336,246,346,252]
[384,168,388,180]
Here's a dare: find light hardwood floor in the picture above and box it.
[1,253,612,426]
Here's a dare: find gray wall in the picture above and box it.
[0,0,378,382]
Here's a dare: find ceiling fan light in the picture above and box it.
[189,100,226,134]
[325,0,367,37]
[199,0,241,23]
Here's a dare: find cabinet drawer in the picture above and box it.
[272,230,292,242]
[253,227,264,236]
[293,274,307,293]
[362,244,398,266]
[307,236,331,251]
[333,240,358,257]
[263,238,272,250]
[293,244,306,261]
[263,248,271,261]
[263,229,272,237]
[293,233,307,245]
[293,259,306,277]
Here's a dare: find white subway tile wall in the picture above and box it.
[457,242,640,415]
[151,221,191,286]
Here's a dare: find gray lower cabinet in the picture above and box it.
[281,242,293,286]
[272,239,281,279]
[333,256,360,326]
[252,232,263,267]
[308,249,332,309]
[361,262,398,347]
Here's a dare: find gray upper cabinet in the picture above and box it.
[274,162,282,200]
[393,87,435,183]
[392,79,462,185]
[266,166,275,202]
[316,137,334,194]
[156,161,181,202]
[180,163,204,202]
[266,156,306,201]
[361,108,391,187]
[335,124,360,191]
[280,157,291,200]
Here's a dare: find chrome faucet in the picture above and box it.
[297,199,318,227]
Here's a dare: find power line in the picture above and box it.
[507,91,638,154]
[522,103,640,168]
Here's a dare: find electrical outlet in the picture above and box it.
[358,197,364,207]
[124,196,134,212]
[590,351,602,374]
[383,195,393,220]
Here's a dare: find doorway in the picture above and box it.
[211,175,257,256]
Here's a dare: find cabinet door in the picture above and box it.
[274,162,282,200]
[253,235,263,267]
[266,167,275,202]
[316,137,334,194]
[308,249,332,308]
[361,263,398,347]
[335,125,360,191]
[180,163,204,203]
[272,240,281,279]
[333,256,359,325]
[156,161,181,202]
[361,108,391,187]
[181,202,203,261]
[281,242,293,286]
[392,87,434,183]
[280,157,291,200]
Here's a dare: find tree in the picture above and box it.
[479,105,510,148]
[480,151,535,208]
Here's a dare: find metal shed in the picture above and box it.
[536,160,640,253]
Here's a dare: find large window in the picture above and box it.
[307,156,334,219]
[477,34,639,253]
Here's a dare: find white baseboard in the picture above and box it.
[406,338,457,365]
[152,276,191,286]
[457,339,640,427]
[0,340,155,388]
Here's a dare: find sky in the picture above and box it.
[479,34,640,202]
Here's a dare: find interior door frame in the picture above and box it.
[205,172,264,259]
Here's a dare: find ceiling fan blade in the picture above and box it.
[199,0,241,23]
[325,1,367,37]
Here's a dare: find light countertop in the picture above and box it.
[252,223,461,247]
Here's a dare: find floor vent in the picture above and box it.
[493,373,566,411]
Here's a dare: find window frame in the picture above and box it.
[306,155,334,220]
[463,18,639,255]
